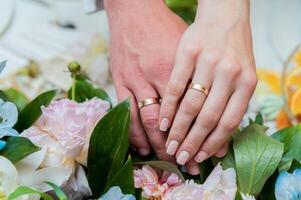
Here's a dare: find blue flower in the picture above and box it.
[275,168,301,200]
[100,186,136,200]
[0,99,19,150]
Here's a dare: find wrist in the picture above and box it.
[104,0,166,18]
[196,0,250,28]
[104,0,171,32]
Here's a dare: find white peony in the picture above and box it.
[18,128,91,199]
[0,156,19,198]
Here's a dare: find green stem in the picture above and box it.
[71,75,76,100]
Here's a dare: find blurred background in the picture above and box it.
[0,0,300,129]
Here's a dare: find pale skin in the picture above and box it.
[104,0,257,175]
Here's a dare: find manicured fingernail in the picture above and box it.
[160,117,169,131]
[166,140,178,155]
[195,151,208,163]
[139,148,150,156]
[177,151,190,165]
[190,165,200,175]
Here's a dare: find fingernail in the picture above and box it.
[160,117,169,131]
[139,148,150,156]
[190,165,200,175]
[195,151,208,163]
[166,140,179,155]
[177,151,190,165]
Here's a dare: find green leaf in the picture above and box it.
[87,100,130,198]
[134,160,185,181]
[1,136,40,164]
[288,159,301,173]
[68,79,111,105]
[3,88,29,111]
[7,186,53,200]
[105,156,135,195]
[45,182,68,200]
[255,113,264,125]
[14,90,58,132]
[199,159,214,184]
[258,170,278,200]
[233,124,284,196]
[0,90,11,102]
[272,125,301,170]
[165,0,197,24]
[165,0,197,9]
[212,142,236,170]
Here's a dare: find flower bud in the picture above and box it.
[68,61,81,74]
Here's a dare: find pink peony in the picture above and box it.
[134,165,183,199]
[33,97,109,165]
[164,180,203,200]
[202,163,237,200]
[162,163,237,200]
[19,98,109,199]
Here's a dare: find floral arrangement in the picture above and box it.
[0,60,301,200]
[253,50,301,130]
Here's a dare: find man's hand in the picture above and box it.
[104,0,187,161]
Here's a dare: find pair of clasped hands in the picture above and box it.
[105,0,257,175]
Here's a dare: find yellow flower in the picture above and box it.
[257,69,281,95]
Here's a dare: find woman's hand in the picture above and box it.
[160,0,257,167]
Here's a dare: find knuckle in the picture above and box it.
[170,126,186,140]
[184,139,200,152]
[222,119,240,132]
[219,58,241,76]
[202,51,220,66]
[142,117,159,130]
[181,42,200,57]
[242,72,258,90]
[168,81,186,97]
[182,99,200,115]
[201,112,220,128]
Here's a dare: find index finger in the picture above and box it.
[159,40,199,132]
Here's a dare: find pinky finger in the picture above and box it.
[195,89,251,162]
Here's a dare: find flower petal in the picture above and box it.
[275,170,301,200]
[101,186,136,200]
[0,156,19,196]
[203,163,223,191]
[0,140,6,151]
[0,101,18,128]
[0,127,19,138]
[18,166,71,192]
[15,148,47,172]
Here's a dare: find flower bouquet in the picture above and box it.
[0,60,301,200]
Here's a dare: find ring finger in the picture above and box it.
[129,79,174,162]
[175,65,235,165]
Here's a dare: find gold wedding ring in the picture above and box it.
[138,98,161,109]
[189,83,209,97]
